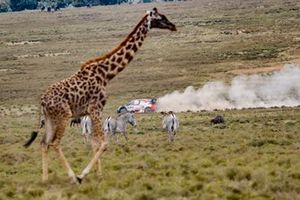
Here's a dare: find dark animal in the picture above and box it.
[210,115,225,125]
[54,6,60,11]
[70,117,81,127]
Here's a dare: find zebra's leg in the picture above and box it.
[168,131,171,143]
[83,135,86,144]
[122,131,129,141]
[87,134,91,144]
[173,131,176,141]
[115,133,119,144]
[168,131,173,143]
[84,133,89,144]
[171,132,175,142]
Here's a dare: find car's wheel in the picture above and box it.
[119,107,127,113]
[144,107,151,113]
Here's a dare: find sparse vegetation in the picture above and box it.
[0,0,300,199]
[0,0,178,12]
[9,0,38,11]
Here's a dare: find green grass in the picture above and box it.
[1,108,300,199]
[0,0,300,199]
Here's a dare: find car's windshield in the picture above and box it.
[127,100,140,105]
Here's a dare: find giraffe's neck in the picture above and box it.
[104,15,150,80]
[81,15,150,81]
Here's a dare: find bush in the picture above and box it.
[0,1,10,12]
[57,0,71,8]
[10,0,38,11]
[72,0,87,7]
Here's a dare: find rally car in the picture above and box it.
[117,98,157,113]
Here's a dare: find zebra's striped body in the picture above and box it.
[162,111,179,142]
[103,112,137,141]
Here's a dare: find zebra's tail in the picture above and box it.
[170,117,175,132]
[84,121,88,133]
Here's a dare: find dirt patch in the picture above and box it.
[220,29,252,35]
[5,40,42,46]
[0,68,17,73]
[16,52,70,59]
[229,58,300,75]
[230,66,283,75]
[0,105,38,117]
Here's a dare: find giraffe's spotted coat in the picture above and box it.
[25,8,176,184]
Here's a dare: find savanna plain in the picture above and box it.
[0,0,300,199]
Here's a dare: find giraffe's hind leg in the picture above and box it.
[41,114,55,182]
[78,111,107,181]
[41,144,49,182]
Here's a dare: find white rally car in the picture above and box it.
[117,98,157,113]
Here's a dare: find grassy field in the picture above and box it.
[0,0,300,199]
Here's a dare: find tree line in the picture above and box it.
[0,0,162,12]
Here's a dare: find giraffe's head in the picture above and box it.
[147,8,177,31]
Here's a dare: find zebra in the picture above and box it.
[80,116,92,144]
[103,112,137,142]
[161,111,179,143]
[79,112,136,143]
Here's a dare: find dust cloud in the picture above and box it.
[156,64,300,112]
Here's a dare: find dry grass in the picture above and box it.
[0,0,300,199]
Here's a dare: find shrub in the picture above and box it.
[10,0,38,11]
[57,0,71,8]
[72,0,87,7]
[0,1,10,12]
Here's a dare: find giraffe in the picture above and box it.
[23,7,176,184]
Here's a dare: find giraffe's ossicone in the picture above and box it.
[24,7,176,184]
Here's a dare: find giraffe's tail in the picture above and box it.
[23,106,43,148]
[24,131,38,148]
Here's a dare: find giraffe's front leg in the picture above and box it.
[91,138,103,177]
[78,109,108,181]
[53,145,79,184]
[51,116,79,184]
